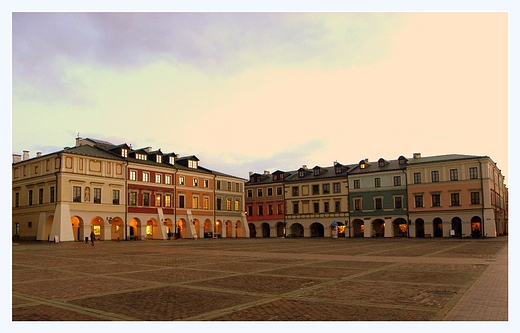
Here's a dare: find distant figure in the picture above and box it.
[90,231,95,246]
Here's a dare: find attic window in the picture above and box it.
[378,159,386,167]
[169,156,175,164]
[335,165,342,174]
[136,153,147,160]
[359,162,366,169]
[121,149,128,158]
[188,160,198,169]
[156,155,161,163]
[314,168,320,176]
[298,170,305,177]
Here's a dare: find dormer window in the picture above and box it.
[398,156,408,165]
[156,155,161,163]
[378,158,386,167]
[121,149,128,158]
[359,161,366,169]
[136,153,147,160]
[298,170,305,178]
[169,156,175,164]
[335,165,342,174]
[188,160,198,169]
[314,168,320,176]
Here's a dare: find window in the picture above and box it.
[268,204,273,215]
[323,184,330,194]
[451,193,460,206]
[374,178,381,187]
[204,179,209,188]
[129,192,137,206]
[314,168,320,176]
[469,167,478,179]
[179,176,185,185]
[155,194,162,207]
[393,176,401,186]
[354,198,362,211]
[293,202,299,214]
[156,155,161,163]
[15,192,19,207]
[226,199,231,211]
[414,195,423,208]
[432,194,441,207]
[298,170,305,177]
[143,172,150,182]
[217,180,221,190]
[334,201,341,213]
[247,206,253,216]
[188,160,198,169]
[431,170,439,182]
[292,187,299,196]
[112,190,120,205]
[121,149,128,158]
[193,178,198,187]
[314,202,319,213]
[227,182,232,191]
[413,173,421,184]
[179,195,185,208]
[471,192,480,204]
[217,198,222,210]
[247,189,253,198]
[353,180,360,189]
[50,187,55,203]
[394,196,402,209]
[235,183,240,192]
[234,200,240,211]
[267,188,273,196]
[94,188,101,204]
[28,189,33,205]
[335,165,342,174]
[165,175,172,185]
[276,187,283,195]
[258,205,263,216]
[38,188,43,204]
[202,196,209,209]
[130,170,137,180]
[312,185,319,195]
[257,189,263,197]
[192,196,198,209]
[333,183,341,193]
[155,174,162,184]
[450,169,458,181]
[277,203,283,214]
[73,187,81,202]
[324,202,329,213]
[165,194,171,207]
[28,221,32,228]
[374,198,382,210]
[143,193,150,206]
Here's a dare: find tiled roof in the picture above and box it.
[407,154,485,165]
[348,158,406,175]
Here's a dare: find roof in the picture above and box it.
[406,154,486,165]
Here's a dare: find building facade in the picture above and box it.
[12,137,248,241]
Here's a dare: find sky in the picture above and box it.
[10,9,510,183]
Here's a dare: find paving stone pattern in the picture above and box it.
[12,237,507,321]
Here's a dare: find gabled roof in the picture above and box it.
[406,154,485,165]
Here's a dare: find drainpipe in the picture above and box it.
[404,169,410,238]
[124,160,128,240]
[345,175,351,238]
[173,169,177,238]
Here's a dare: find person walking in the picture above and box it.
[90,230,95,246]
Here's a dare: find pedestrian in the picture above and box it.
[90,230,95,246]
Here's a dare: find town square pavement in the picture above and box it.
[11,236,509,326]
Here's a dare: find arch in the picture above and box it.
[110,217,124,240]
[129,217,141,240]
[336,221,345,237]
[163,218,174,239]
[236,220,243,238]
[471,216,482,238]
[42,215,54,241]
[193,219,201,238]
[451,217,462,238]
[275,222,286,237]
[203,219,213,238]
[226,221,233,238]
[71,215,82,242]
[415,218,425,238]
[433,217,443,237]
[372,219,385,237]
[290,223,304,238]
[146,219,155,239]
[248,223,257,238]
[177,219,187,239]
[393,218,408,237]
[352,219,364,237]
[215,220,223,237]
[261,222,270,238]
[310,222,324,237]
[91,216,104,240]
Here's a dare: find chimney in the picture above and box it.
[263,170,270,175]
[36,152,42,157]
[302,165,307,169]
[413,153,422,159]
[23,150,29,160]
[364,158,369,163]
[12,154,21,163]
[144,147,152,153]
[249,171,253,177]
[76,137,83,147]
